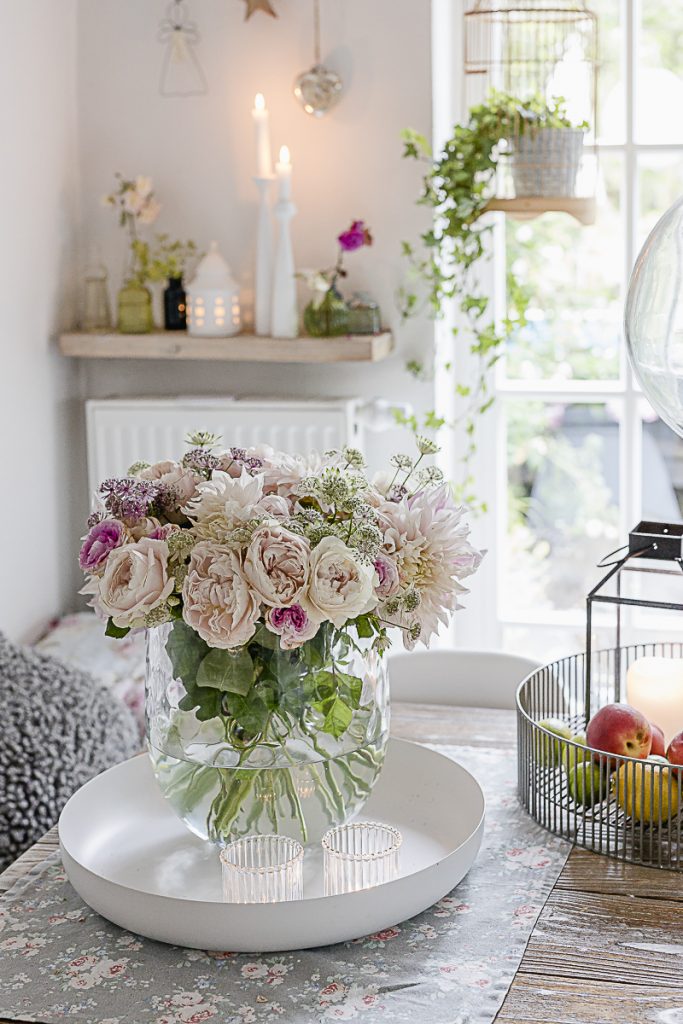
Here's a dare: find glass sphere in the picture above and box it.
[625,195,683,438]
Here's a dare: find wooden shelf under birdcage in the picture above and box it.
[484,195,596,225]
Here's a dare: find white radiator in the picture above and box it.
[85,397,362,496]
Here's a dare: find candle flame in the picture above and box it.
[254,92,265,110]
[279,144,290,165]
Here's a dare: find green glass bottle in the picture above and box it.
[117,281,153,334]
[303,287,350,338]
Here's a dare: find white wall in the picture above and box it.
[75,0,436,470]
[0,3,81,641]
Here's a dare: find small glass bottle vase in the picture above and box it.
[163,277,187,331]
[303,287,350,337]
[117,280,153,334]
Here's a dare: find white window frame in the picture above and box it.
[433,0,683,654]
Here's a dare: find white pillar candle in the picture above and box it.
[252,93,272,179]
[625,656,683,746]
[276,144,292,200]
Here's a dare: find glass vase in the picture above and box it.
[303,287,350,337]
[146,620,389,847]
[117,281,153,334]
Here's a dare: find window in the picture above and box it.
[442,1,683,660]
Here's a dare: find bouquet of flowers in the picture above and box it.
[301,219,374,337]
[79,434,482,842]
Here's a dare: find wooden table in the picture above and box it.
[2,703,683,1024]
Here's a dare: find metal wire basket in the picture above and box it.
[517,642,683,870]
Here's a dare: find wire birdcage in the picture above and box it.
[464,0,598,221]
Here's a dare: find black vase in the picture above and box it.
[163,277,187,331]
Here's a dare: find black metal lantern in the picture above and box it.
[585,521,683,720]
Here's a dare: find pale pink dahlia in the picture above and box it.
[378,484,483,648]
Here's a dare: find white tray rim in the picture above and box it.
[59,739,486,950]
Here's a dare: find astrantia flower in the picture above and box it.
[338,220,373,252]
[139,460,200,508]
[379,484,483,648]
[99,477,159,522]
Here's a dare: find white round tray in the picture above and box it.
[59,739,485,952]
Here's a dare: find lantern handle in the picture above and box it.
[595,543,630,568]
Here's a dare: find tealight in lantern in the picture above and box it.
[186,241,240,337]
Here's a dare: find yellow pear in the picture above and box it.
[614,761,680,822]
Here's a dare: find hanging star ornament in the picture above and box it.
[243,0,278,19]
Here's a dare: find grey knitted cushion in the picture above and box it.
[0,632,139,872]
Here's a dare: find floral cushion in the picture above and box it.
[35,613,146,737]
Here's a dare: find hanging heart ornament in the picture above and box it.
[293,63,343,117]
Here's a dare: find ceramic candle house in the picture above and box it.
[186,241,240,337]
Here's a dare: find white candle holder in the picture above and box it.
[253,176,274,336]
[271,197,298,339]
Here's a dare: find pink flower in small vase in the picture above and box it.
[337,220,373,252]
[79,518,126,572]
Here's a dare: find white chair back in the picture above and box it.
[387,649,541,710]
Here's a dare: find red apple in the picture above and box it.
[650,723,666,758]
[666,730,683,766]
[586,703,652,765]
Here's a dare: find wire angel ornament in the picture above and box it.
[159,0,208,97]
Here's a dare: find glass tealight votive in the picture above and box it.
[322,822,402,896]
[220,835,304,903]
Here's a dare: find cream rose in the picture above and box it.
[139,460,200,505]
[182,541,261,649]
[87,537,174,627]
[306,536,375,628]
[243,525,310,608]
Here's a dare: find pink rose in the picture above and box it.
[306,536,375,627]
[266,604,320,650]
[257,493,291,519]
[79,519,125,572]
[83,537,174,627]
[139,460,200,505]
[373,554,400,599]
[243,525,310,607]
[182,541,261,649]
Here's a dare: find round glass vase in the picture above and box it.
[303,287,350,337]
[117,280,153,334]
[146,620,389,848]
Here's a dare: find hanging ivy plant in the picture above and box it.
[398,91,588,509]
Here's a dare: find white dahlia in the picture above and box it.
[379,484,483,648]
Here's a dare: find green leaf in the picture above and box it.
[250,624,280,652]
[105,618,130,639]
[178,683,222,721]
[320,697,353,739]
[165,619,209,683]
[354,615,374,639]
[196,646,254,695]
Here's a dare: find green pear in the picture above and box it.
[537,718,572,766]
[568,761,608,807]
[563,732,591,772]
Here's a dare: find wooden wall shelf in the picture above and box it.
[58,330,394,364]
[484,196,596,226]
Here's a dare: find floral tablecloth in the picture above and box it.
[0,745,569,1024]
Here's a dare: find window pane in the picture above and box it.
[641,403,683,522]
[595,0,624,143]
[636,1,683,143]
[503,401,620,618]
[504,153,623,382]
[638,152,683,248]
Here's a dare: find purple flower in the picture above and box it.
[99,476,159,521]
[266,604,320,650]
[374,554,400,599]
[337,220,373,253]
[79,518,126,572]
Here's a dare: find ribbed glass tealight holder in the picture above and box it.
[220,835,304,903]
[322,821,402,896]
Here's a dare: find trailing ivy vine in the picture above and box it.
[398,91,587,510]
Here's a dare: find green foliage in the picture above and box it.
[105,618,130,639]
[164,618,372,748]
[400,91,589,507]
[147,234,198,282]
